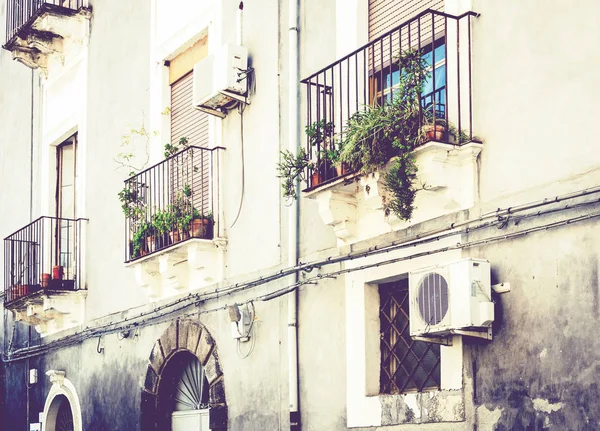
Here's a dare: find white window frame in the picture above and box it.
[344,233,465,428]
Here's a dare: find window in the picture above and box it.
[379,279,441,394]
[170,70,212,216]
[55,135,77,280]
[373,38,446,120]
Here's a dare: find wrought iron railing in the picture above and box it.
[301,9,478,190]
[123,146,223,263]
[5,0,87,45]
[3,216,86,306]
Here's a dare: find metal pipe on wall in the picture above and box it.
[287,0,300,429]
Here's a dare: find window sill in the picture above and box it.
[304,140,483,246]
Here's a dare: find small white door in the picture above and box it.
[172,409,209,431]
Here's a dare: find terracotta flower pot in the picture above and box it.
[335,162,350,177]
[311,172,323,187]
[146,236,156,253]
[424,124,446,141]
[16,284,28,298]
[41,273,51,288]
[169,230,181,244]
[52,265,64,280]
[190,218,214,239]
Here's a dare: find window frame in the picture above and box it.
[344,234,465,428]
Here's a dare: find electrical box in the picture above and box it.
[409,258,494,337]
[29,368,38,385]
[193,44,248,118]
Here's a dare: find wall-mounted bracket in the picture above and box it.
[492,282,511,294]
[412,335,453,346]
[450,327,493,341]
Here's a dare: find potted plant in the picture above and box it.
[323,140,349,177]
[52,265,64,280]
[131,222,152,258]
[306,120,335,186]
[189,210,214,239]
[336,49,428,221]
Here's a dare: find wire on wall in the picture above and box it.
[6,185,600,361]
[230,104,247,228]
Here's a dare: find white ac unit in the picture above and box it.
[193,44,248,118]
[409,258,494,337]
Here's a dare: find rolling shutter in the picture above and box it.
[171,72,209,148]
[369,0,444,40]
[170,72,211,215]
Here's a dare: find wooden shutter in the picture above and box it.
[369,0,444,41]
[170,72,212,215]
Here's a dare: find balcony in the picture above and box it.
[4,0,91,72]
[3,216,87,336]
[124,146,226,301]
[300,10,481,245]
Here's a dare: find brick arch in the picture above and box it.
[141,319,227,430]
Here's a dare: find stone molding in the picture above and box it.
[141,319,228,430]
[305,141,483,246]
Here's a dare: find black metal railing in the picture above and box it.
[123,146,223,263]
[3,216,86,306]
[301,9,478,189]
[5,0,87,45]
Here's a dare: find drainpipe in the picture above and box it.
[287,0,300,429]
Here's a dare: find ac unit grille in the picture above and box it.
[417,272,449,326]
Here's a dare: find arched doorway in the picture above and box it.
[141,319,228,430]
[42,372,82,431]
[159,351,210,430]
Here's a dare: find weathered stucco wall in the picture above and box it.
[467,215,600,430]
[4,0,600,430]
[83,0,152,320]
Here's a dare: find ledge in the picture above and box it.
[304,141,483,246]
[9,289,87,337]
[127,238,227,301]
[4,5,91,74]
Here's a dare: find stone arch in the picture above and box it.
[141,319,227,430]
[42,372,83,431]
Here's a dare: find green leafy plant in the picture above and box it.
[276,148,312,200]
[305,120,334,148]
[164,136,189,158]
[337,49,429,220]
[119,176,146,228]
[132,222,152,258]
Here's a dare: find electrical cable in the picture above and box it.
[5,186,600,361]
[230,105,246,228]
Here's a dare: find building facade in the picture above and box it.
[0,0,600,430]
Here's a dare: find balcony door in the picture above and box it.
[55,135,77,282]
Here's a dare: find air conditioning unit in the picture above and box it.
[409,258,494,337]
[193,44,248,118]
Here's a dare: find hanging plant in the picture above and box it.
[339,49,429,221]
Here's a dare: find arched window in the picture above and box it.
[158,351,210,430]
